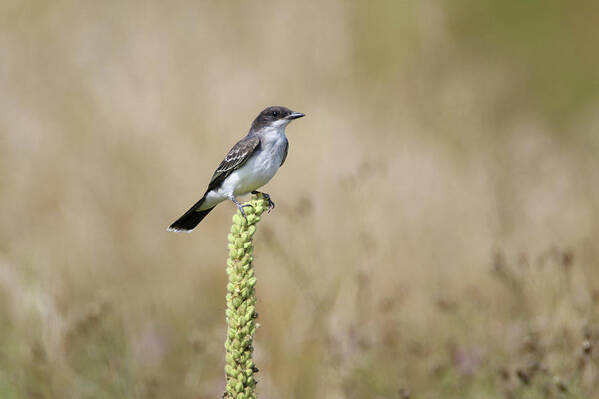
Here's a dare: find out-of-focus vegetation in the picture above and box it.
[1,1,599,398]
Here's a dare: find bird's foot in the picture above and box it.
[230,197,253,222]
[252,191,275,213]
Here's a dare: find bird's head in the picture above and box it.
[251,106,305,131]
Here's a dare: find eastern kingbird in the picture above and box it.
[167,106,305,232]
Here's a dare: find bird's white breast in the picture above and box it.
[218,126,287,198]
[232,136,286,194]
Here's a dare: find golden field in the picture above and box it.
[1,1,599,398]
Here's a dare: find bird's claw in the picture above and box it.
[231,196,254,222]
[252,191,275,213]
[238,203,253,221]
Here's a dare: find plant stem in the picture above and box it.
[224,194,268,399]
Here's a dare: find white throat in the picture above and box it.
[259,123,288,142]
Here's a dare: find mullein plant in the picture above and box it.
[223,193,269,399]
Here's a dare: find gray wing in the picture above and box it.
[279,138,289,167]
[207,135,261,192]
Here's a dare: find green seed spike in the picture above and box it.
[224,193,268,399]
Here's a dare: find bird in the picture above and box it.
[167,106,305,233]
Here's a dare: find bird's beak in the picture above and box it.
[286,111,305,120]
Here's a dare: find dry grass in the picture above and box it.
[1,1,599,398]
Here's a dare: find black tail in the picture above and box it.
[167,198,215,232]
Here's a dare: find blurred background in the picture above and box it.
[1,1,599,398]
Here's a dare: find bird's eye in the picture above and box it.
[271,111,279,117]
